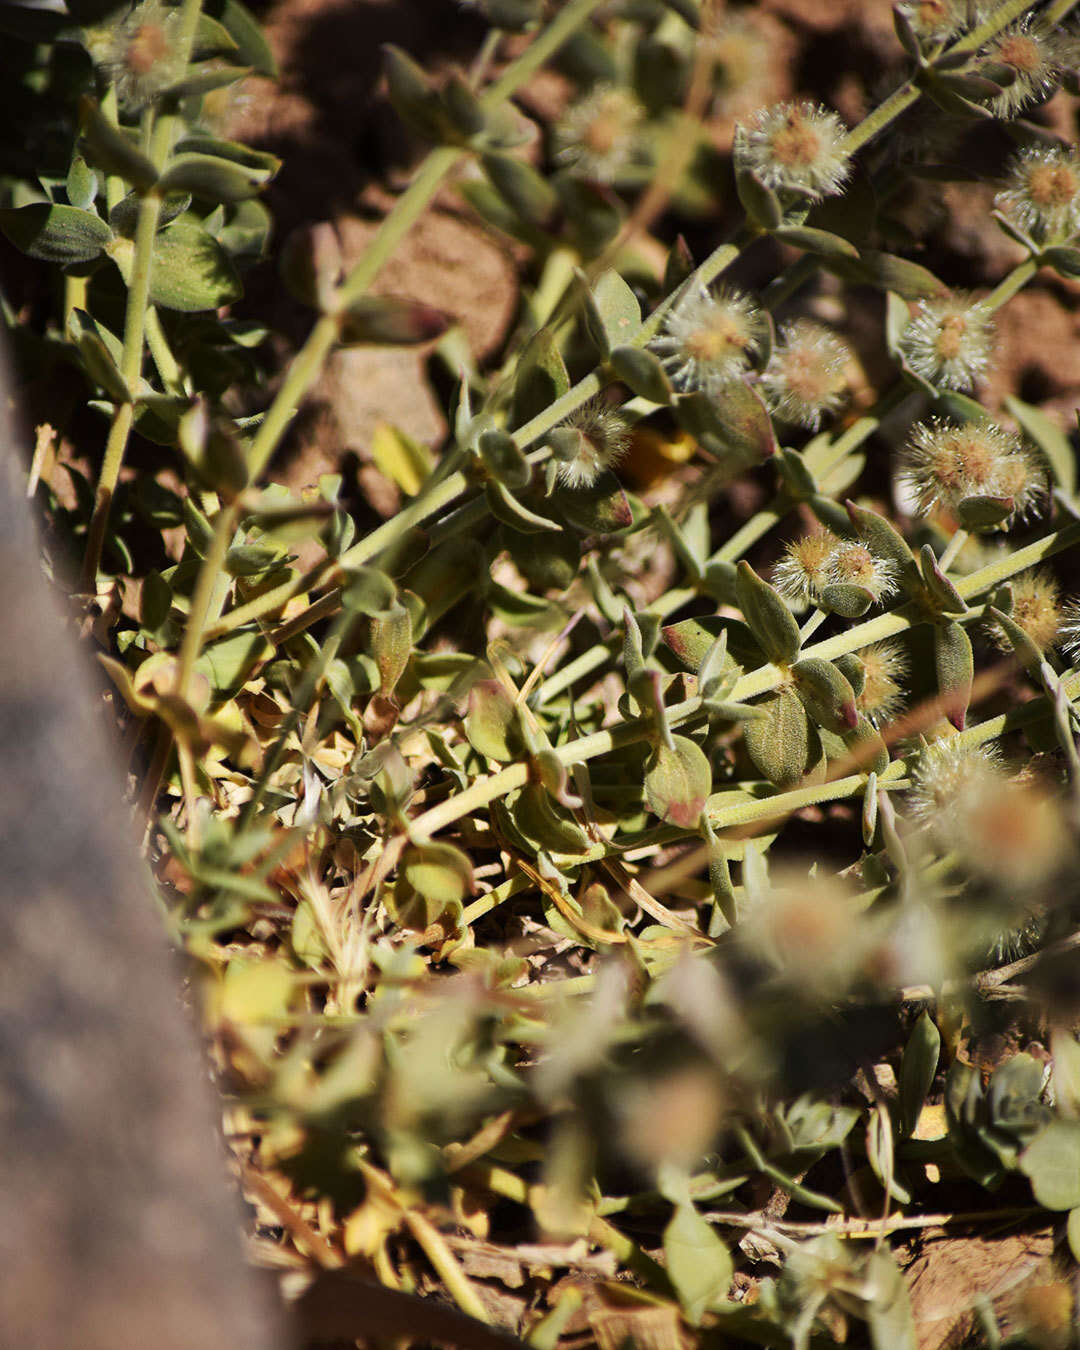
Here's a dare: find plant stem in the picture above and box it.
[80,169,162,591]
[981,256,1039,314]
[937,528,969,573]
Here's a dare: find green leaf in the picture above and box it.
[609,345,673,404]
[663,615,762,671]
[158,152,273,202]
[1004,393,1076,498]
[919,544,968,615]
[551,470,633,535]
[388,842,470,941]
[341,566,398,618]
[0,202,112,264]
[465,679,524,762]
[67,308,130,402]
[865,1249,917,1350]
[583,269,640,357]
[956,494,1015,531]
[174,134,281,177]
[370,603,412,696]
[479,427,531,489]
[933,620,973,731]
[148,219,242,312]
[140,569,173,634]
[109,189,191,239]
[820,582,873,618]
[66,154,97,211]
[371,421,434,495]
[772,225,860,259]
[663,1202,732,1325]
[829,248,946,299]
[676,382,777,465]
[194,628,273,698]
[645,734,711,829]
[734,163,782,230]
[210,0,278,76]
[481,151,558,227]
[1020,1120,1080,1210]
[1069,1207,1080,1263]
[735,561,801,667]
[790,657,858,734]
[511,328,570,428]
[486,479,561,533]
[1051,1030,1080,1119]
[744,689,817,789]
[900,1011,940,1137]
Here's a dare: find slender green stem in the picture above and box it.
[938,528,969,574]
[80,182,162,590]
[176,504,236,694]
[981,257,1039,314]
[840,81,920,158]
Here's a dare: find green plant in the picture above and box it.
[6,0,1080,1345]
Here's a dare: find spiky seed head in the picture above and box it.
[899,294,994,393]
[996,146,1080,244]
[733,101,852,201]
[856,641,909,729]
[650,285,764,396]
[553,85,644,183]
[772,530,837,606]
[760,320,851,430]
[989,568,1064,653]
[828,540,899,602]
[984,18,1071,118]
[900,419,1046,528]
[551,397,629,490]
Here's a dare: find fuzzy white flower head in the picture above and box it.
[549,397,629,490]
[553,85,644,184]
[899,294,994,393]
[988,568,1064,655]
[855,640,909,729]
[983,17,1073,119]
[907,739,1003,829]
[733,101,851,201]
[900,419,1046,528]
[86,0,186,110]
[828,540,899,603]
[760,319,851,430]
[996,146,1080,245]
[650,285,763,396]
[772,531,837,607]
